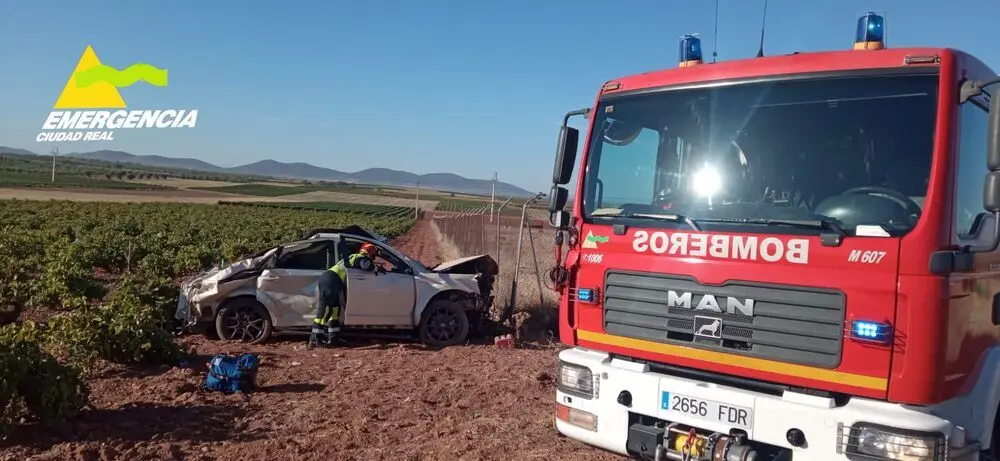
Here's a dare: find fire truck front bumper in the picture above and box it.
[555,347,980,461]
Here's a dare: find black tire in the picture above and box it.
[215,297,273,345]
[418,300,470,348]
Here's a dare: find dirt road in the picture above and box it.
[1,220,618,461]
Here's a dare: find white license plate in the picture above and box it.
[660,391,753,430]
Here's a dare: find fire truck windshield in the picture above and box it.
[582,73,939,236]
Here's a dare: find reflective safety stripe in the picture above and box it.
[329,260,347,282]
[330,249,370,280]
[314,306,341,325]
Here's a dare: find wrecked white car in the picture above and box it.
[175,226,498,347]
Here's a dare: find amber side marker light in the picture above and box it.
[556,403,598,432]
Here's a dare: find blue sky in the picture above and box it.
[0,0,995,192]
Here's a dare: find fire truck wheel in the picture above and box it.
[418,299,470,348]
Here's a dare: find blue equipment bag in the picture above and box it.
[204,353,260,394]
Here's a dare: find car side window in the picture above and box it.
[378,250,410,273]
[339,238,362,261]
[955,101,990,237]
[275,242,330,270]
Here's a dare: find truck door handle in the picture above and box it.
[260,275,279,281]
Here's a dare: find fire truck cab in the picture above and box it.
[546,13,1000,461]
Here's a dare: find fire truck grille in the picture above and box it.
[603,271,846,368]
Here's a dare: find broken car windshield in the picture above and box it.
[582,73,938,235]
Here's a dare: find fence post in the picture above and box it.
[495,197,513,267]
[525,215,544,308]
[502,192,545,330]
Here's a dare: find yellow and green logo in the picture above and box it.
[53,45,169,109]
[581,231,609,249]
[38,45,198,143]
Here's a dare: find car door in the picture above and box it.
[256,240,334,327]
[341,237,416,326]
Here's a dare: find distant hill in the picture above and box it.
[72,150,226,173]
[0,147,533,197]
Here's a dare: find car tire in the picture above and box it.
[215,297,273,345]
[418,299,470,348]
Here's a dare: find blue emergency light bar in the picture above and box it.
[850,319,893,345]
[679,34,703,67]
[854,12,885,50]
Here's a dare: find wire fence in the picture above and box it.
[432,206,558,337]
[433,210,491,256]
[431,208,546,263]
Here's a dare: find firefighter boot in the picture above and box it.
[307,322,325,349]
[324,321,342,346]
[322,306,342,346]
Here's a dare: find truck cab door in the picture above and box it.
[340,237,416,326]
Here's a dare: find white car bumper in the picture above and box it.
[555,347,979,461]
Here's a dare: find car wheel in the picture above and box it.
[418,300,470,348]
[215,297,273,345]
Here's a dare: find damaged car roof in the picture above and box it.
[301,225,388,242]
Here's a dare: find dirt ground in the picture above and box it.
[0,218,619,461]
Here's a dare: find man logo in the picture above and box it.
[666,290,755,316]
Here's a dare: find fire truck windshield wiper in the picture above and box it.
[699,217,847,236]
[627,213,702,231]
[591,209,701,231]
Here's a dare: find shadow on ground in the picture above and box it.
[2,402,256,450]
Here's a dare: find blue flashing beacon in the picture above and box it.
[854,12,885,50]
[679,34,703,67]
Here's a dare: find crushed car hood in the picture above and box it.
[180,248,277,300]
[432,254,499,275]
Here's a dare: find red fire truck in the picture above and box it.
[546,12,1000,461]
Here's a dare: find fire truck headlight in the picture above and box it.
[691,165,722,197]
[849,423,945,460]
[557,361,597,399]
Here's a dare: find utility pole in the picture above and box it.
[50,147,59,183]
[489,171,497,223]
[415,180,420,219]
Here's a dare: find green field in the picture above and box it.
[0,199,415,305]
[218,200,417,219]
[0,152,277,185]
[0,170,171,190]
[194,183,418,198]
[435,198,544,216]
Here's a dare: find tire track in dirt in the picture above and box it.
[390,218,442,267]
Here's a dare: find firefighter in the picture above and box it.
[308,242,379,348]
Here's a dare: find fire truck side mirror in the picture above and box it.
[553,126,580,185]
[984,88,1000,212]
[988,85,1000,171]
[984,172,1000,213]
[548,185,568,212]
[549,210,571,228]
